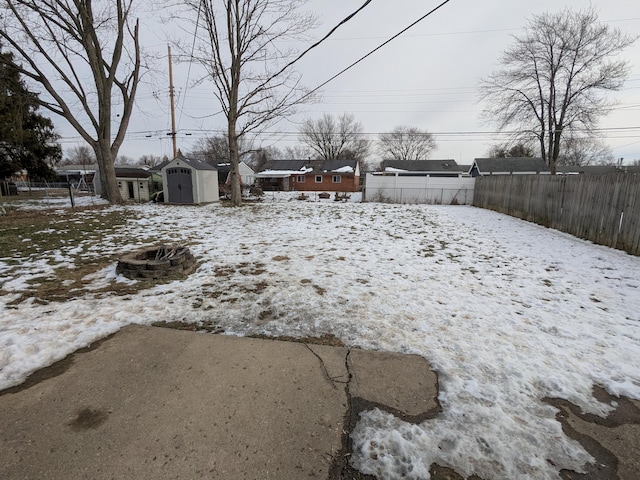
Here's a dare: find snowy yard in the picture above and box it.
[1,197,639,479]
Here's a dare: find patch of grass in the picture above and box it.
[0,206,155,303]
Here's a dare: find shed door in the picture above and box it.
[167,168,194,204]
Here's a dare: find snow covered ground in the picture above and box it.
[1,198,639,480]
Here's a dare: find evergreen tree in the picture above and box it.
[0,50,60,180]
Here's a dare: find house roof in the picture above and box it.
[556,165,640,175]
[56,164,98,172]
[473,157,549,174]
[214,161,255,175]
[382,159,463,172]
[260,159,358,174]
[322,159,358,172]
[114,167,152,179]
[262,159,321,172]
[149,159,170,172]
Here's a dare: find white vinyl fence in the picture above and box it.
[364,173,475,205]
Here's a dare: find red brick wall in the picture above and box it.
[291,173,359,192]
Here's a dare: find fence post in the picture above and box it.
[67,180,75,209]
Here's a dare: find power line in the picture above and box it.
[298,0,454,103]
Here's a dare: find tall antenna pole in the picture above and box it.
[168,45,178,159]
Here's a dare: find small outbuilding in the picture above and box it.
[114,166,154,202]
[161,156,219,204]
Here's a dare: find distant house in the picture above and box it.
[556,165,640,175]
[254,159,360,192]
[470,157,549,176]
[382,159,468,177]
[160,156,219,204]
[215,161,255,186]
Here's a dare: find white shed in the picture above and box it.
[161,156,219,204]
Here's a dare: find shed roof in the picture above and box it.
[473,157,548,174]
[114,167,152,179]
[168,156,218,171]
[382,159,463,172]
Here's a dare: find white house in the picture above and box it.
[215,161,255,186]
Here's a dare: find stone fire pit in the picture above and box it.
[116,245,196,280]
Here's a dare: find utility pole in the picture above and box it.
[168,45,177,159]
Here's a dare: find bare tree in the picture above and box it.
[377,126,436,160]
[189,135,248,166]
[298,113,369,161]
[557,136,615,166]
[281,144,312,160]
[0,0,141,203]
[176,0,316,206]
[137,154,167,167]
[115,155,135,165]
[63,145,96,166]
[487,142,535,158]
[480,8,636,174]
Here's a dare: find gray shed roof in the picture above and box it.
[114,166,152,179]
[473,157,549,174]
[172,156,218,171]
[383,159,462,172]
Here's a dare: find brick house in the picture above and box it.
[255,159,360,192]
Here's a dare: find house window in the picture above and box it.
[139,182,144,188]
[117,181,122,187]
[315,175,322,183]
[296,175,305,183]
[332,175,341,183]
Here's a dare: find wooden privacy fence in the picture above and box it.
[473,173,640,256]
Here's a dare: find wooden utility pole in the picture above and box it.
[168,45,177,159]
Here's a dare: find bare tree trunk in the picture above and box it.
[228,116,242,207]
[0,0,140,205]
[95,145,121,202]
[186,0,317,207]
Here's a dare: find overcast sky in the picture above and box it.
[55,0,640,164]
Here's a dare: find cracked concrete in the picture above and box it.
[546,387,640,480]
[2,325,638,480]
[0,325,348,479]
[0,325,441,480]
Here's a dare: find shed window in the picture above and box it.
[332,175,341,183]
[315,175,322,183]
